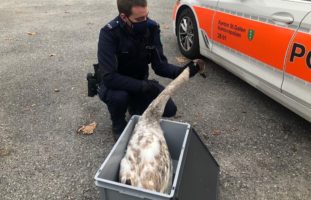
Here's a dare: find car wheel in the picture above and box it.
[176,8,200,59]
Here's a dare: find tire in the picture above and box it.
[176,8,200,59]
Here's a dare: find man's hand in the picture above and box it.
[182,59,206,77]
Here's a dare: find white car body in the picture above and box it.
[173,0,311,122]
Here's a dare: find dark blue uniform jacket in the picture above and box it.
[97,16,182,94]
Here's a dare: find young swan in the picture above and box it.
[119,67,191,194]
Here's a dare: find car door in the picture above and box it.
[211,0,311,92]
[282,7,311,119]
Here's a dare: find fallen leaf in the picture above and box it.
[22,107,32,112]
[49,54,56,57]
[0,148,11,157]
[77,122,97,135]
[176,56,188,63]
[231,128,238,132]
[211,129,221,135]
[195,112,203,119]
[27,32,37,36]
[291,145,297,153]
[200,73,207,79]
[202,132,209,140]
[173,114,182,119]
[162,24,169,29]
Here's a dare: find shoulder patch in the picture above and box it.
[147,18,160,33]
[104,19,120,31]
[147,19,159,28]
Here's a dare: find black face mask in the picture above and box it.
[128,18,148,35]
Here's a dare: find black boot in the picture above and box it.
[128,106,141,116]
[112,119,127,142]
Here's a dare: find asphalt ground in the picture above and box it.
[0,0,310,199]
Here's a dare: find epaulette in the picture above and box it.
[103,19,120,31]
[147,18,160,30]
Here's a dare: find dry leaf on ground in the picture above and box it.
[0,148,11,157]
[27,32,37,36]
[211,129,221,135]
[202,132,209,140]
[231,128,238,132]
[162,24,170,29]
[176,56,188,63]
[77,122,97,135]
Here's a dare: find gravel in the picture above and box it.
[0,0,310,199]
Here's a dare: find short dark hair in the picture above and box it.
[117,0,147,16]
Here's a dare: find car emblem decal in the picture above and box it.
[248,29,255,41]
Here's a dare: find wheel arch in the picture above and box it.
[174,3,203,58]
[175,4,196,35]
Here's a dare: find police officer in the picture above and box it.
[97,0,204,140]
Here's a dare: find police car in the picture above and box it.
[173,0,311,122]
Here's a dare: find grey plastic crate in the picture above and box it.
[94,115,219,200]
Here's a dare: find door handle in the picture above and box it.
[271,12,294,25]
